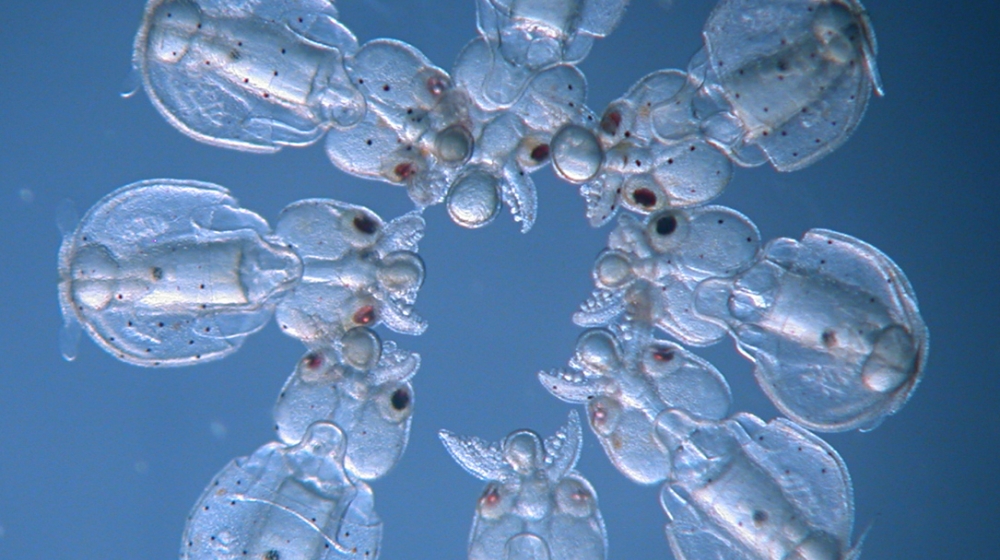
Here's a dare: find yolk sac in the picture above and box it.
[551,124,603,183]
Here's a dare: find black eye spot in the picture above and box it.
[151,267,163,280]
[264,550,281,560]
[353,214,378,234]
[390,388,410,411]
[752,510,768,525]
[632,188,657,208]
[655,215,678,235]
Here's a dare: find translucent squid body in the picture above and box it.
[575,206,761,347]
[274,327,419,480]
[656,409,861,560]
[696,0,883,171]
[473,0,627,105]
[59,180,427,366]
[134,0,364,152]
[449,53,593,230]
[181,421,382,560]
[539,325,731,484]
[694,229,927,432]
[566,69,733,227]
[274,198,428,343]
[324,39,474,211]
[439,412,607,560]
[57,179,301,366]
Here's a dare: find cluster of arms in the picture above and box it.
[56,0,926,559]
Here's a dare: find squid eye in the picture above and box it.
[656,214,677,235]
[390,388,410,411]
[353,213,378,234]
[377,383,413,423]
[632,188,657,208]
[529,144,550,163]
[652,348,674,362]
[645,209,690,253]
[641,343,683,379]
[302,351,324,370]
[477,483,506,519]
[600,108,622,135]
[588,396,622,437]
[352,305,377,326]
[338,208,383,250]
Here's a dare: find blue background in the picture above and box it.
[1,0,997,558]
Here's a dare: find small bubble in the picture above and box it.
[210,421,228,440]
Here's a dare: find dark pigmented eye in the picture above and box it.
[656,214,678,235]
[530,144,550,162]
[394,161,417,181]
[391,388,410,411]
[353,214,378,234]
[632,188,657,208]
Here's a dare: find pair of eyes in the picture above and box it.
[299,351,411,411]
[476,480,595,517]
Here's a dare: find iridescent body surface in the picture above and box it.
[575,70,733,227]
[181,421,382,560]
[697,0,883,171]
[539,326,732,484]
[656,410,859,560]
[57,179,300,366]
[273,199,427,345]
[274,328,419,480]
[695,229,927,431]
[135,0,364,152]
[575,207,761,346]
[439,412,607,560]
